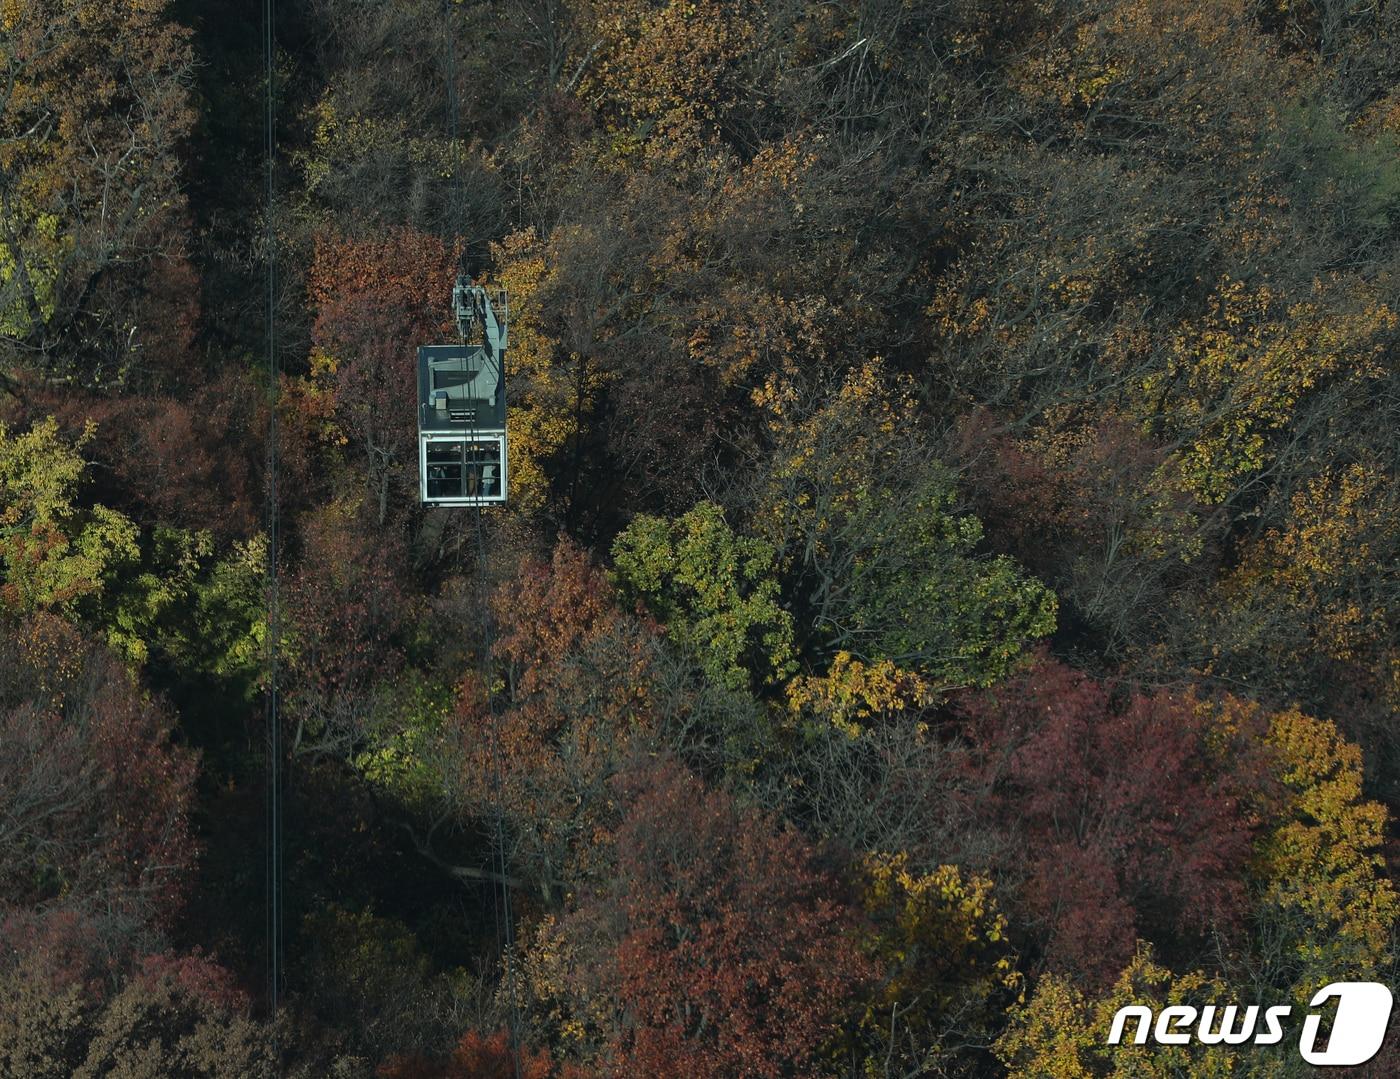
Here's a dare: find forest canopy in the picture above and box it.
[2,0,1399,1076]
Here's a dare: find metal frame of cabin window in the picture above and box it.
[419,432,508,506]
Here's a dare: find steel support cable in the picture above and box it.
[470,417,524,1079]
[444,4,523,1072]
[262,0,283,1026]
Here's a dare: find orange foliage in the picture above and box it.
[603,761,873,1078]
[377,1029,565,1079]
[453,539,657,892]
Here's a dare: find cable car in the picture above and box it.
[418,278,508,505]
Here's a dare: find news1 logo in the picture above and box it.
[1107,982,1394,1065]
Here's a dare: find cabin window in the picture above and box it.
[423,437,504,501]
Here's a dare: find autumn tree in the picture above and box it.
[956,658,1261,984]
[0,416,138,617]
[50,387,261,541]
[298,0,551,234]
[482,198,710,524]
[550,759,872,1078]
[950,409,1214,662]
[612,501,795,692]
[442,538,658,899]
[0,614,198,940]
[1203,464,1400,802]
[0,946,274,1079]
[784,651,934,738]
[1142,277,1395,508]
[746,710,989,879]
[745,361,1056,684]
[283,500,410,761]
[0,0,197,380]
[1230,699,1400,998]
[995,947,1251,1079]
[302,228,458,522]
[377,1029,560,1079]
[571,0,769,161]
[490,124,923,525]
[0,410,265,675]
[484,228,577,517]
[300,905,491,1066]
[845,854,1022,1077]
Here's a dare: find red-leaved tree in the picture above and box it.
[0,615,198,942]
[33,388,260,541]
[378,1029,564,1079]
[956,656,1264,984]
[575,760,872,1078]
[284,503,410,760]
[306,228,459,522]
[451,538,658,898]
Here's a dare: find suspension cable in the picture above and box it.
[469,418,524,1078]
[469,385,524,1075]
[444,4,523,1070]
[262,0,283,1024]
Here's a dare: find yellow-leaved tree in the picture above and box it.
[0,417,137,616]
[996,948,1243,1079]
[489,227,581,517]
[844,853,1022,1077]
[1248,702,1398,997]
[786,652,933,738]
[1144,278,1395,505]
[1209,463,1400,719]
[572,0,764,162]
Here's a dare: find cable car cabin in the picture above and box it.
[417,282,508,506]
[417,344,507,504]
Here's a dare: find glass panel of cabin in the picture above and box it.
[426,440,465,499]
[464,440,503,498]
